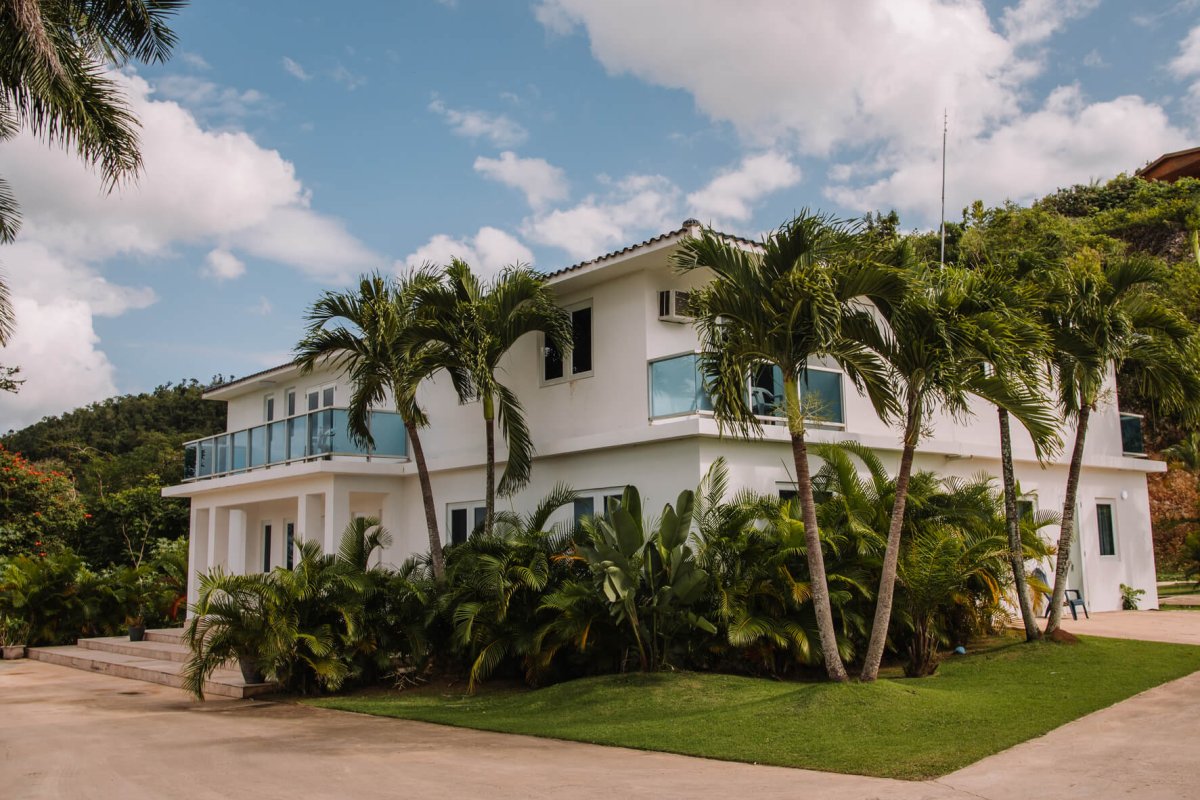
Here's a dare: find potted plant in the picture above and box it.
[0,616,30,659]
[127,606,148,642]
[182,570,272,699]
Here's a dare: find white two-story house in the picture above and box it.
[163,220,1165,613]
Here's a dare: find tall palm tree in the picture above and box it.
[0,0,186,361]
[1043,254,1200,634]
[672,211,902,683]
[859,250,1059,682]
[414,259,572,537]
[295,272,461,581]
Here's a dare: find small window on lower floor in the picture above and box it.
[450,508,468,546]
[1097,502,1116,556]
[262,524,273,572]
[448,502,487,545]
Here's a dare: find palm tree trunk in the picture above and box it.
[998,407,1039,641]
[1045,404,1091,635]
[483,393,496,538]
[405,422,445,581]
[860,407,919,683]
[788,424,849,683]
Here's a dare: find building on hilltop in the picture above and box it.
[163,220,1164,613]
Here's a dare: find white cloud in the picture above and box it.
[201,248,245,281]
[332,64,367,91]
[473,151,569,210]
[522,174,680,261]
[282,56,311,81]
[1173,24,1200,123]
[1082,49,1106,69]
[400,226,534,277]
[0,72,380,427]
[180,52,210,70]
[686,152,801,226]
[429,98,528,147]
[152,75,268,121]
[533,0,1185,226]
[251,296,273,316]
[828,87,1189,220]
[1001,0,1100,47]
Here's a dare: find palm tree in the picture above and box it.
[859,251,1059,682]
[295,271,459,581]
[0,0,186,347]
[1043,254,1200,634]
[413,259,572,537]
[673,211,902,683]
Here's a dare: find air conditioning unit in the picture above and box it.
[658,290,694,323]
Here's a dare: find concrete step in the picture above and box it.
[145,627,186,644]
[27,645,276,700]
[78,636,191,663]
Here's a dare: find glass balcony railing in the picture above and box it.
[183,408,408,481]
[1120,412,1146,457]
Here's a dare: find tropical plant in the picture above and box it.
[183,519,391,699]
[570,485,716,672]
[296,271,460,580]
[0,443,87,558]
[1164,432,1200,471]
[1043,253,1200,634]
[0,548,116,644]
[1119,583,1146,611]
[673,211,902,682]
[413,259,572,536]
[0,0,187,354]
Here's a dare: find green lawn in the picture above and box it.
[1158,582,1199,597]
[307,635,1200,780]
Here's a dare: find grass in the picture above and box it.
[1158,582,1198,597]
[307,634,1200,780]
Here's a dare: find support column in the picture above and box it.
[324,484,350,555]
[228,509,248,575]
[187,507,210,616]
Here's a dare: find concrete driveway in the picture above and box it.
[1057,609,1200,646]
[2,657,1198,800]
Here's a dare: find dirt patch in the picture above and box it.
[1047,628,1080,645]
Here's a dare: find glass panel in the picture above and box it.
[215,435,229,474]
[286,390,296,417]
[1120,413,1145,455]
[369,411,407,457]
[572,307,592,374]
[573,497,594,525]
[322,386,335,407]
[288,416,308,460]
[285,522,295,570]
[198,438,214,477]
[650,354,710,417]
[1097,504,1116,556]
[751,365,785,417]
[184,443,198,479]
[310,410,334,455]
[262,525,272,572]
[268,421,286,463]
[231,430,249,472]
[473,506,487,532]
[544,340,564,381]
[327,409,369,454]
[450,508,468,545]
[801,369,844,424]
[307,391,319,412]
[249,425,267,468]
[264,396,275,422]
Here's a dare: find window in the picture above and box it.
[1097,502,1116,556]
[649,353,713,418]
[286,388,296,417]
[263,524,273,572]
[747,364,844,425]
[264,394,275,422]
[323,385,335,408]
[307,384,335,412]
[572,497,594,525]
[1016,498,1036,522]
[543,304,593,382]
[570,488,625,525]
[447,501,487,545]
[285,522,295,570]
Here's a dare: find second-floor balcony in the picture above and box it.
[183,408,408,482]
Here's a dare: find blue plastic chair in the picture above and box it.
[1044,588,1089,620]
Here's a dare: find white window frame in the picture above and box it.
[285,387,297,418]
[263,393,276,423]
[1096,500,1118,558]
[445,500,487,545]
[306,383,336,412]
[540,300,594,386]
[747,363,846,429]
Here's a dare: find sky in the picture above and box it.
[2,0,1200,431]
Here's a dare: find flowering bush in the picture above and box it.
[0,445,86,558]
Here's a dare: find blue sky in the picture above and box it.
[2,0,1200,430]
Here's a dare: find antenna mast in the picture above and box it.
[939,109,947,267]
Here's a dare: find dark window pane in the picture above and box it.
[265,396,275,422]
[750,365,784,417]
[603,494,622,515]
[286,391,296,417]
[322,386,335,407]
[1016,500,1034,522]
[801,369,844,424]
[573,497,594,525]
[451,508,468,545]
[778,489,797,502]
[474,506,487,532]
[285,523,295,570]
[263,526,272,572]
[544,340,564,381]
[1097,504,1116,556]
[572,307,592,374]
[307,391,319,411]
